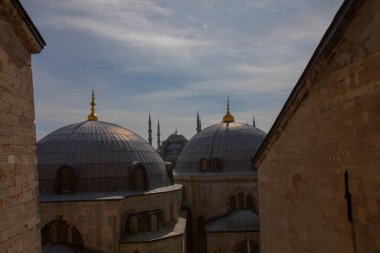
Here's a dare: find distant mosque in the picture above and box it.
[147,112,198,167]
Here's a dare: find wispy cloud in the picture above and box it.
[22,0,343,145]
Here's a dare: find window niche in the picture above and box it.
[127,215,139,234]
[150,214,159,232]
[56,165,75,194]
[199,158,209,172]
[132,162,147,191]
[212,157,223,172]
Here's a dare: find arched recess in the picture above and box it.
[56,165,76,194]
[41,219,83,247]
[126,215,140,234]
[150,214,159,232]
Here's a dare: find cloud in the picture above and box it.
[22,0,343,145]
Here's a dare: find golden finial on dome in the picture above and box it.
[87,90,98,121]
[222,96,235,123]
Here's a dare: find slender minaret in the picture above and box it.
[157,118,161,149]
[196,110,201,133]
[148,112,152,145]
[252,114,256,127]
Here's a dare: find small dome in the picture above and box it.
[37,121,171,193]
[166,131,187,143]
[175,122,266,174]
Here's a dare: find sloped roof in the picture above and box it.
[206,210,259,233]
[253,0,363,166]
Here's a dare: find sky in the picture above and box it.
[21,0,343,147]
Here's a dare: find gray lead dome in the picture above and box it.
[175,122,266,174]
[37,121,171,193]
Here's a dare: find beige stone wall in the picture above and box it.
[258,1,380,252]
[40,187,183,252]
[0,1,43,252]
[40,200,120,252]
[176,175,258,253]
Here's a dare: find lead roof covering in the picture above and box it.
[175,122,266,174]
[37,121,171,193]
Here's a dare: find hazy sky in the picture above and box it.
[22,0,342,146]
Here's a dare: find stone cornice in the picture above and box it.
[0,0,45,53]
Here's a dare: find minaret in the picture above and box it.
[148,112,153,145]
[196,111,201,133]
[87,90,98,121]
[157,118,161,149]
[222,96,235,123]
[252,114,256,127]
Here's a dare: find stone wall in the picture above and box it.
[40,187,184,252]
[176,174,259,253]
[257,1,380,252]
[0,1,44,252]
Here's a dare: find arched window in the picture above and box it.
[129,216,139,234]
[212,158,223,172]
[235,240,248,253]
[71,227,82,244]
[57,166,75,194]
[133,165,146,191]
[199,158,209,172]
[230,195,237,211]
[56,220,68,242]
[41,219,83,247]
[246,195,254,210]
[249,240,260,253]
[234,240,259,253]
[150,214,159,232]
[237,192,245,209]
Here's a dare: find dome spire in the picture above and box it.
[88,90,98,121]
[222,96,235,123]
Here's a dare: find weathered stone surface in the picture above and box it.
[0,1,44,252]
[257,1,380,252]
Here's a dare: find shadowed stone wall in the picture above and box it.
[0,1,44,252]
[257,1,380,252]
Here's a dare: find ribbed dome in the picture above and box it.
[175,122,266,174]
[166,132,187,142]
[37,121,171,193]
